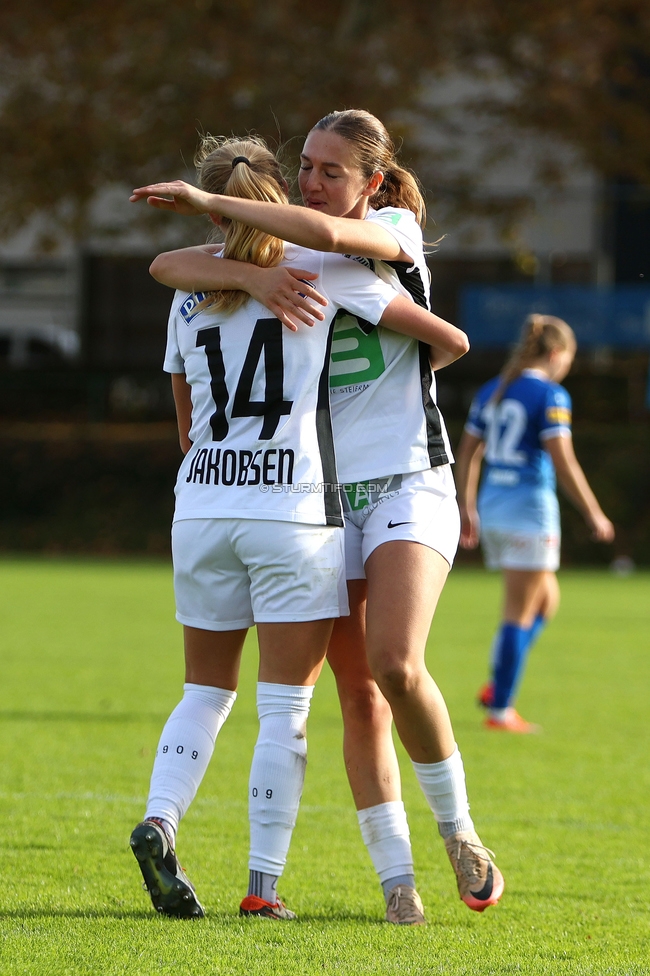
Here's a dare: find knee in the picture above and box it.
[371,657,420,700]
[337,676,391,728]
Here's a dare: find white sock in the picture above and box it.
[248,682,314,877]
[411,746,474,839]
[145,683,237,836]
[357,801,415,896]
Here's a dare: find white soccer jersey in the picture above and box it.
[163,245,398,527]
[329,207,453,484]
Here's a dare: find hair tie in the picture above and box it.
[231,156,250,169]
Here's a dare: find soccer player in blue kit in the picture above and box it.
[455,314,615,733]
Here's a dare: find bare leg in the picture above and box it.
[257,618,333,685]
[327,580,401,810]
[364,541,455,765]
[183,625,247,688]
[362,540,504,912]
[502,569,552,627]
[536,571,560,621]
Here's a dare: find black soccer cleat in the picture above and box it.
[130,819,204,918]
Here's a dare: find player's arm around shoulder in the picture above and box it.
[149,246,328,331]
[544,433,615,543]
[379,296,469,366]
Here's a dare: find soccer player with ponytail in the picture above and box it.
[455,315,614,733]
[129,131,469,922]
[132,109,504,923]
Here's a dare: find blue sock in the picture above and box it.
[528,613,546,648]
[507,613,546,700]
[492,623,529,709]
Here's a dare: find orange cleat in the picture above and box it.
[484,709,541,734]
[476,683,494,709]
[239,894,297,920]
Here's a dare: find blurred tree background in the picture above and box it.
[1,0,650,243]
[0,0,649,561]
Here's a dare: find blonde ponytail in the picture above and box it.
[491,314,576,404]
[194,135,288,315]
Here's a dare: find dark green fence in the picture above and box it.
[1,421,648,564]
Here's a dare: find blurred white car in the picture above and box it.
[0,322,80,367]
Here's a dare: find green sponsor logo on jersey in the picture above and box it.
[329,312,386,388]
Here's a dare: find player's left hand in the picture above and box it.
[130,180,214,216]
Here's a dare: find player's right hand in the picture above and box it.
[130,180,214,216]
[251,267,328,332]
[460,509,480,549]
[588,511,615,543]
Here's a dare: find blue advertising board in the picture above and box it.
[460,285,650,348]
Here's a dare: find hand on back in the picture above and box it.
[250,268,328,332]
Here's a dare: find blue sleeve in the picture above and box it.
[539,384,572,440]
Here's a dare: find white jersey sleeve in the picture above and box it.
[365,207,431,310]
[328,208,452,483]
[318,251,396,323]
[163,293,186,373]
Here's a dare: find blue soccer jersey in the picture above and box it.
[464,369,572,534]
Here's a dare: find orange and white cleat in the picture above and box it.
[239,894,297,920]
[484,708,541,734]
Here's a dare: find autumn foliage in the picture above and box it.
[0,0,649,243]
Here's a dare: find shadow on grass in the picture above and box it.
[0,907,388,925]
[0,711,165,724]
[0,908,161,920]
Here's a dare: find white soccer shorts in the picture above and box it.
[481,527,560,572]
[341,465,460,580]
[172,518,348,630]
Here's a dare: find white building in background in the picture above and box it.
[406,72,605,286]
[0,75,607,368]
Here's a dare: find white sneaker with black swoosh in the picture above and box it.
[444,830,504,912]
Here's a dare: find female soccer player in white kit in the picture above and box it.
[454,315,614,732]
[132,110,504,922]
[130,133,469,921]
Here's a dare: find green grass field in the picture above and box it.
[0,559,648,975]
